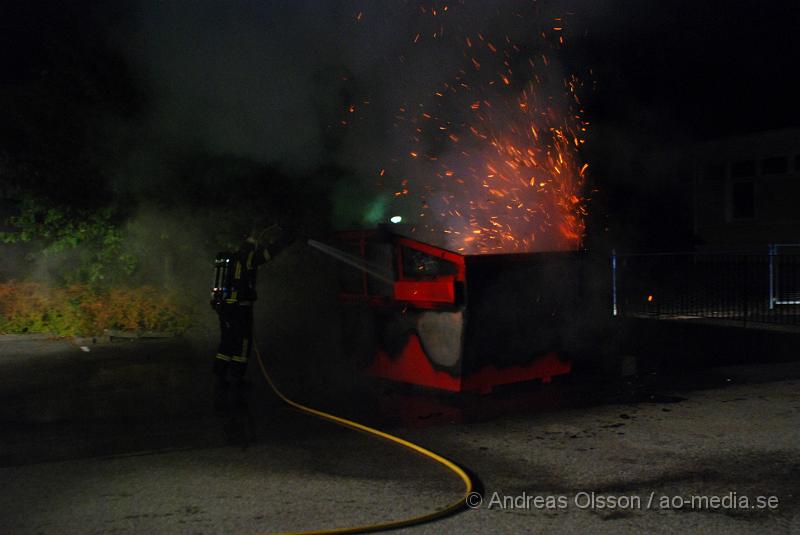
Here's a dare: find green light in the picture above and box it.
[390,216,402,224]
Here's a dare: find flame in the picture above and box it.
[353,5,589,254]
[408,77,587,253]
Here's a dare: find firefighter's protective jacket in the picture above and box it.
[227,241,268,305]
[226,231,295,305]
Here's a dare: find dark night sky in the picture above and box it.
[1,0,799,236]
[574,0,800,139]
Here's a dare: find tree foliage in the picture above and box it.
[0,197,137,288]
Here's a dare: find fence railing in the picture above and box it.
[612,247,800,327]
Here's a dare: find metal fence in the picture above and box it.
[612,246,800,327]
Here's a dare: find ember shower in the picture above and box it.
[352,2,589,254]
[118,1,589,254]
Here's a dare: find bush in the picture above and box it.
[0,282,191,336]
[0,198,137,288]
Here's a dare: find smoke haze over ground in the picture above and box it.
[110,1,592,249]
[5,1,797,241]
[2,1,799,341]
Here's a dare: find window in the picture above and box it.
[401,247,457,279]
[730,160,755,178]
[761,156,788,175]
[730,181,755,220]
[703,163,726,182]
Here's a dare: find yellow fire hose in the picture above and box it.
[253,339,475,534]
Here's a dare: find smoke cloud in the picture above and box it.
[105,1,597,239]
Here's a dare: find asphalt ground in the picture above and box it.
[0,333,799,534]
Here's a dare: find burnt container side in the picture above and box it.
[461,251,612,374]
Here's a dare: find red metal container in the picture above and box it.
[334,228,592,393]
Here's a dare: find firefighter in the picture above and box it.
[213,224,292,388]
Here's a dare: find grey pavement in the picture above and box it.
[0,335,799,534]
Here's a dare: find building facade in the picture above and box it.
[692,128,800,251]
